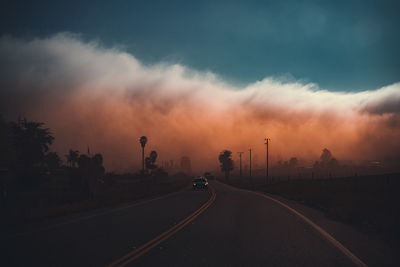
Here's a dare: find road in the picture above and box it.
[4,181,361,266]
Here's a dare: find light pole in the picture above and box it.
[238,152,243,177]
[249,148,252,179]
[139,136,147,174]
[264,137,271,183]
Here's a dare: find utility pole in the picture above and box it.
[238,152,243,177]
[249,148,252,179]
[264,137,271,184]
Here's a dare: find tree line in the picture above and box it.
[0,116,105,200]
[218,148,340,180]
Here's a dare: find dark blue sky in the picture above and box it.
[1,0,399,91]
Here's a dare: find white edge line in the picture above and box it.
[217,181,368,267]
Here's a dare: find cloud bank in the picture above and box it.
[0,33,399,171]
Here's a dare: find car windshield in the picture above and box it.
[194,178,204,182]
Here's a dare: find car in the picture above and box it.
[192,177,208,190]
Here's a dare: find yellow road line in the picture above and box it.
[108,187,216,267]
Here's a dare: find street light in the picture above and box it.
[265,137,271,184]
[139,136,147,174]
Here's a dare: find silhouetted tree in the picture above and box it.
[327,158,339,168]
[313,148,339,178]
[77,154,91,169]
[0,115,13,170]
[10,118,54,186]
[150,150,157,164]
[320,148,332,164]
[65,149,79,168]
[76,153,105,199]
[0,116,12,208]
[219,150,233,180]
[318,148,339,168]
[44,152,61,171]
[145,150,158,170]
[92,153,103,167]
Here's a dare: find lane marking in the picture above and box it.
[108,186,216,267]
[12,186,190,237]
[217,181,368,267]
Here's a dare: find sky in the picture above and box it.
[1,0,399,91]
[0,1,399,172]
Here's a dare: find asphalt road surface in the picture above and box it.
[4,181,361,266]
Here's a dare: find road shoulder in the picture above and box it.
[217,180,399,267]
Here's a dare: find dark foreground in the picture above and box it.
[222,173,400,248]
[4,181,396,266]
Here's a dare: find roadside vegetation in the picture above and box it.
[0,116,191,227]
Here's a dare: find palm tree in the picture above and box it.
[139,136,147,174]
[11,118,54,166]
[9,117,55,186]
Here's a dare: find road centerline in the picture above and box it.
[108,186,216,267]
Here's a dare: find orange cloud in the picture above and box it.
[1,33,399,172]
